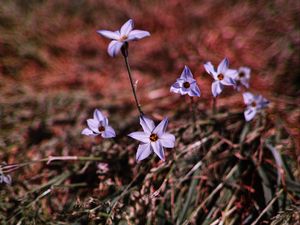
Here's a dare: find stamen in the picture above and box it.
[239,72,245,78]
[99,126,105,132]
[217,74,224,80]
[251,102,257,107]
[183,82,190,88]
[149,133,158,142]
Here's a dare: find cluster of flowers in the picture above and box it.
[171,58,269,121]
[81,19,269,162]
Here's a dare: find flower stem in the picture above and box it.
[212,97,217,114]
[121,42,144,115]
[1,156,103,173]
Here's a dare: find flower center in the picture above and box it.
[99,126,105,132]
[239,72,245,78]
[251,101,257,107]
[183,82,190,88]
[217,74,224,80]
[149,133,158,142]
[119,35,128,42]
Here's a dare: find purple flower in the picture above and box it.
[204,58,236,97]
[170,66,201,97]
[226,67,251,91]
[128,115,175,161]
[97,19,150,57]
[82,109,116,138]
[243,92,269,121]
[0,173,12,185]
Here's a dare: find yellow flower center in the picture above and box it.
[149,133,158,142]
[183,82,190,88]
[217,74,224,80]
[119,35,128,42]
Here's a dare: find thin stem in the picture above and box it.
[1,156,103,173]
[190,96,196,124]
[121,43,144,115]
[212,97,217,114]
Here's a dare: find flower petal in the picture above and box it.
[244,108,257,121]
[140,115,155,134]
[87,119,100,133]
[102,126,116,138]
[217,58,229,74]
[136,143,152,161]
[93,109,105,122]
[151,141,165,161]
[128,131,150,143]
[97,30,120,40]
[188,83,201,97]
[221,76,236,86]
[107,40,123,57]
[120,19,134,36]
[160,133,175,148]
[204,61,215,76]
[243,92,254,105]
[127,30,150,41]
[225,69,238,79]
[81,128,98,137]
[211,81,223,97]
[179,66,192,80]
[153,117,168,137]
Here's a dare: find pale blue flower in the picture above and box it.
[243,92,269,121]
[204,58,236,97]
[82,109,116,138]
[0,172,11,185]
[128,115,175,161]
[226,67,251,91]
[170,66,201,97]
[97,19,150,57]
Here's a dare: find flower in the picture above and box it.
[243,92,269,121]
[82,109,116,138]
[226,67,251,91]
[204,58,236,97]
[170,66,201,97]
[128,115,175,161]
[0,172,11,185]
[97,19,150,57]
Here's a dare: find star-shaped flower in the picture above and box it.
[82,109,116,138]
[97,19,150,57]
[128,115,175,161]
[204,58,236,97]
[243,92,269,121]
[226,67,251,91]
[170,66,201,97]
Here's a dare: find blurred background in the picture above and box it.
[0,0,299,223]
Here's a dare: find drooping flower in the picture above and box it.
[204,58,236,97]
[97,19,150,57]
[243,92,269,121]
[170,66,201,97]
[128,115,175,161]
[226,67,251,91]
[82,109,116,138]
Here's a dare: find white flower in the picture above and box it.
[97,19,150,57]
[204,58,236,97]
[226,66,251,91]
[243,92,269,121]
[128,115,175,161]
[81,109,116,138]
